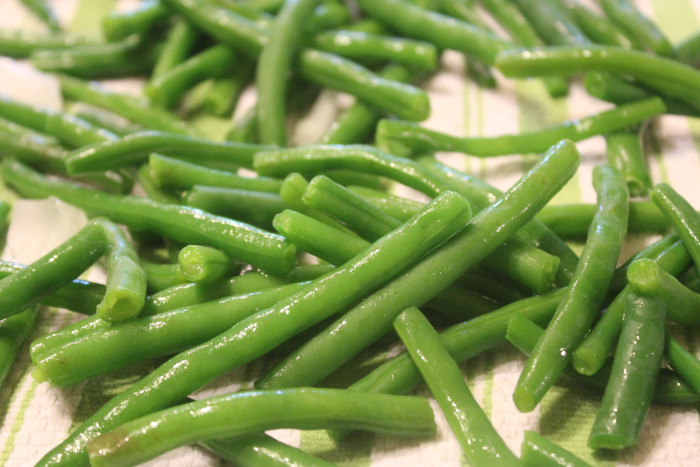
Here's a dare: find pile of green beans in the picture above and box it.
[0,0,698,466]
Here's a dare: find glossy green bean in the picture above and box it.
[1,160,297,276]
[177,245,233,283]
[149,154,281,193]
[559,0,633,48]
[145,45,238,109]
[507,313,700,405]
[573,238,690,376]
[87,388,435,467]
[651,183,700,272]
[394,307,519,465]
[375,97,665,157]
[347,186,424,221]
[30,35,160,79]
[151,19,199,79]
[313,31,438,69]
[201,434,336,467]
[677,31,700,67]
[257,0,320,145]
[599,0,673,57]
[666,336,700,394]
[512,0,590,46]
[138,261,187,293]
[628,259,700,326]
[38,190,469,465]
[254,141,579,390]
[612,233,681,292]
[58,74,196,135]
[521,430,591,467]
[65,130,275,174]
[185,185,285,229]
[537,200,668,238]
[0,306,39,389]
[0,129,66,174]
[19,0,60,31]
[0,30,102,58]
[606,127,651,197]
[355,0,512,65]
[513,165,628,412]
[32,282,305,387]
[163,0,430,121]
[496,46,700,107]
[588,294,666,450]
[102,0,170,41]
[69,106,143,137]
[136,163,180,204]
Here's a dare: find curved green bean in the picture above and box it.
[588,294,666,450]
[64,130,275,174]
[1,160,297,276]
[375,98,666,157]
[651,183,700,272]
[184,185,285,229]
[521,430,591,467]
[513,165,628,412]
[599,0,673,57]
[255,141,579,390]
[394,307,519,466]
[86,388,435,467]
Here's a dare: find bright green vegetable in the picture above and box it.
[512,0,590,46]
[86,388,435,467]
[513,165,628,412]
[0,306,39,389]
[559,0,634,49]
[374,98,666,157]
[177,245,233,283]
[19,0,60,31]
[677,31,700,67]
[184,185,285,229]
[102,0,169,41]
[1,160,297,276]
[150,19,199,79]
[599,0,674,57]
[666,336,700,395]
[140,261,188,293]
[588,294,666,450]
[651,183,700,272]
[606,127,652,197]
[201,434,336,467]
[394,307,519,466]
[521,430,591,467]
[0,30,102,58]
[69,106,143,137]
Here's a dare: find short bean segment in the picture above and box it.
[599,0,674,57]
[521,430,591,467]
[393,307,519,466]
[64,130,276,174]
[86,388,435,467]
[588,295,666,450]
[177,245,234,283]
[374,98,666,157]
[513,165,629,412]
[1,160,297,276]
[573,239,691,376]
[628,259,700,326]
[255,142,579,390]
[0,217,146,322]
[651,183,700,271]
[38,189,471,465]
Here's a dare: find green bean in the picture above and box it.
[30,35,161,79]
[0,130,66,173]
[31,282,305,387]
[506,313,700,405]
[185,185,285,229]
[38,189,469,466]
[588,294,666,450]
[304,2,352,34]
[573,239,690,376]
[0,30,102,58]
[521,430,591,467]
[145,45,238,109]
[355,0,512,65]
[537,200,668,238]
[226,106,258,143]
[69,106,143,137]
[394,307,519,465]
[136,163,180,204]
[58,74,196,135]
[513,165,628,412]
[559,0,633,49]
[273,209,369,266]
[495,46,700,107]
[254,141,579,390]
[512,0,590,46]
[19,0,60,32]
[201,434,336,467]
[599,0,673,57]
[628,259,700,326]
[151,19,199,80]
[102,0,170,41]
[375,97,666,157]
[0,94,117,147]
[64,130,275,174]
[87,388,435,467]
[666,336,700,395]
[149,153,281,192]
[313,31,438,69]
[163,0,430,121]
[177,245,233,283]
[0,306,39,389]
[257,0,320,146]
[137,260,187,293]
[1,160,297,276]
[613,233,680,289]
[348,185,425,221]
[651,183,700,272]
[606,127,652,196]
[437,0,490,30]
[677,31,700,67]
[200,62,253,117]
[321,170,389,190]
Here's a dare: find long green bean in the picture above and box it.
[185,185,285,229]
[559,0,634,49]
[512,0,590,46]
[150,19,199,79]
[0,30,102,58]
[599,0,673,57]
